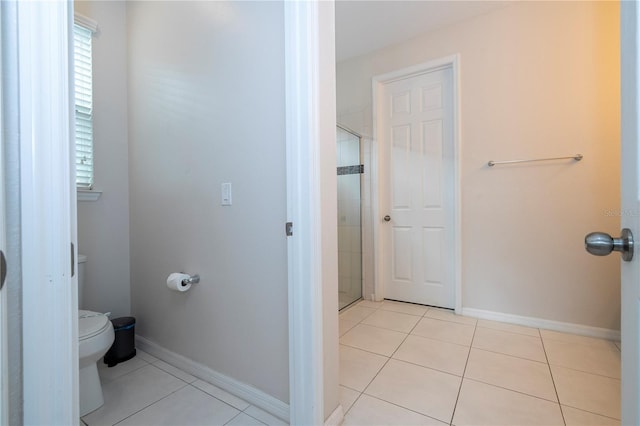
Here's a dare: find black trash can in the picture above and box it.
[104,316,136,368]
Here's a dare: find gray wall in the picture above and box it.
[127,1,289,402]
[337,1,621,330]
[75,0,131,318]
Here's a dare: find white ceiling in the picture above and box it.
[335,1,509,62]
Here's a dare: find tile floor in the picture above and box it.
[85,300,621,426]
[340,300,621,426]
[81,349,286,426]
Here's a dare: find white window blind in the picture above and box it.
[73,23,94,188]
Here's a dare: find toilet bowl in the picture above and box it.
[79,310,115,416]
[77,255,115,416]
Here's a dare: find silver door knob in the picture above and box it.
[585,228,634,261]
[383,215,391,222]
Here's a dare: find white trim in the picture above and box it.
[463,308,621,341]
[18,1,78,424]
[0,1,7,421]
[284,2,330,425]
[73,13,98,33]
[77,189,102,202]
[324,404,344,426]
[371,55,462,312]
[136,336,290,422]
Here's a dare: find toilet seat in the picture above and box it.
[79,310,111,341]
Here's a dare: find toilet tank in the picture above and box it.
[78,254,87,309]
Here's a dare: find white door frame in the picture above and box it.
[371,56,462,313]
[0,2,7,422]
[7,0,79,424]
[285,1,339,425]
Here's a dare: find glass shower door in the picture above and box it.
[337,126,363,310]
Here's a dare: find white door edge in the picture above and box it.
[371,55,462,313]
[284,1,337,424]
[17,1,78,423]
[0,2,7,422]
[620,2,640,424]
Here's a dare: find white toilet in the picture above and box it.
[78,255,115,416]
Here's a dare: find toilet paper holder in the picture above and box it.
[181,274,200,286]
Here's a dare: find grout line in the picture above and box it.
[559,403,622,422]
[358,393,449,425]
[98,360,150,384]
[111,382,190,426]
[462,377,562,404]
[540,331,567,426]
[449,318,477,425]
[354,311,422,398]
[465,346,546,364]
[342,390,363,418]
[236,409,269,425]
[547,363,621,381]
[147,361,196,384]
[475,323,542,338]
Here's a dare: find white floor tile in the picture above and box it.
[544,338,620,379]
[191,379,251,411]
[411,317,475,346]
[540,330,618,351]
[425,308,477,326]
[464,348,557,401]
[477,319,540,337]
[551,365,621,420]
[356,300,384,309]
[243,406,288,426]
[82,364,187,426]
[472,327,546,362]
[339,306,377,323]
[340,324,407,357]
[343,394,446,426]
[98,356,148,384]
[116,385,239,426]
[340,386,361,413]
[380,300,429,316]
[393,334,469,376]
[226,413,266,426]
[135,349,159,363]
[562,405,620,425]
[339,318,359,337]
[339,345,388,392]
[152,360,198,383]
[453,379,564,426]
[365,359,461,423]
[362,309,421,333]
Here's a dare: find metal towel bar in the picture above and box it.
[488,154,583,167]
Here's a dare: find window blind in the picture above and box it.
[73,23,94,188]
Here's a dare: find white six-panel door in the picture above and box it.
[380,66,455,308]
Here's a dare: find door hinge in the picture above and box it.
[71,242,75,277]
[286,222,293,237]
[0,250,6,290]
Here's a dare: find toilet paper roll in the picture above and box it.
[166,273,191,292]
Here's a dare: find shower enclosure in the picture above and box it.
[337,125,363,310]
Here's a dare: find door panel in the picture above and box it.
[381,67,454,308]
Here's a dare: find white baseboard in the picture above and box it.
[136,336,290,422]
[462,308,621,341]
[324,404,344,426]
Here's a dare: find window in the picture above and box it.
[73,21,94,188]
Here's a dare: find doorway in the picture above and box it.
[373,58,460,310]
[337,125,364,310]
